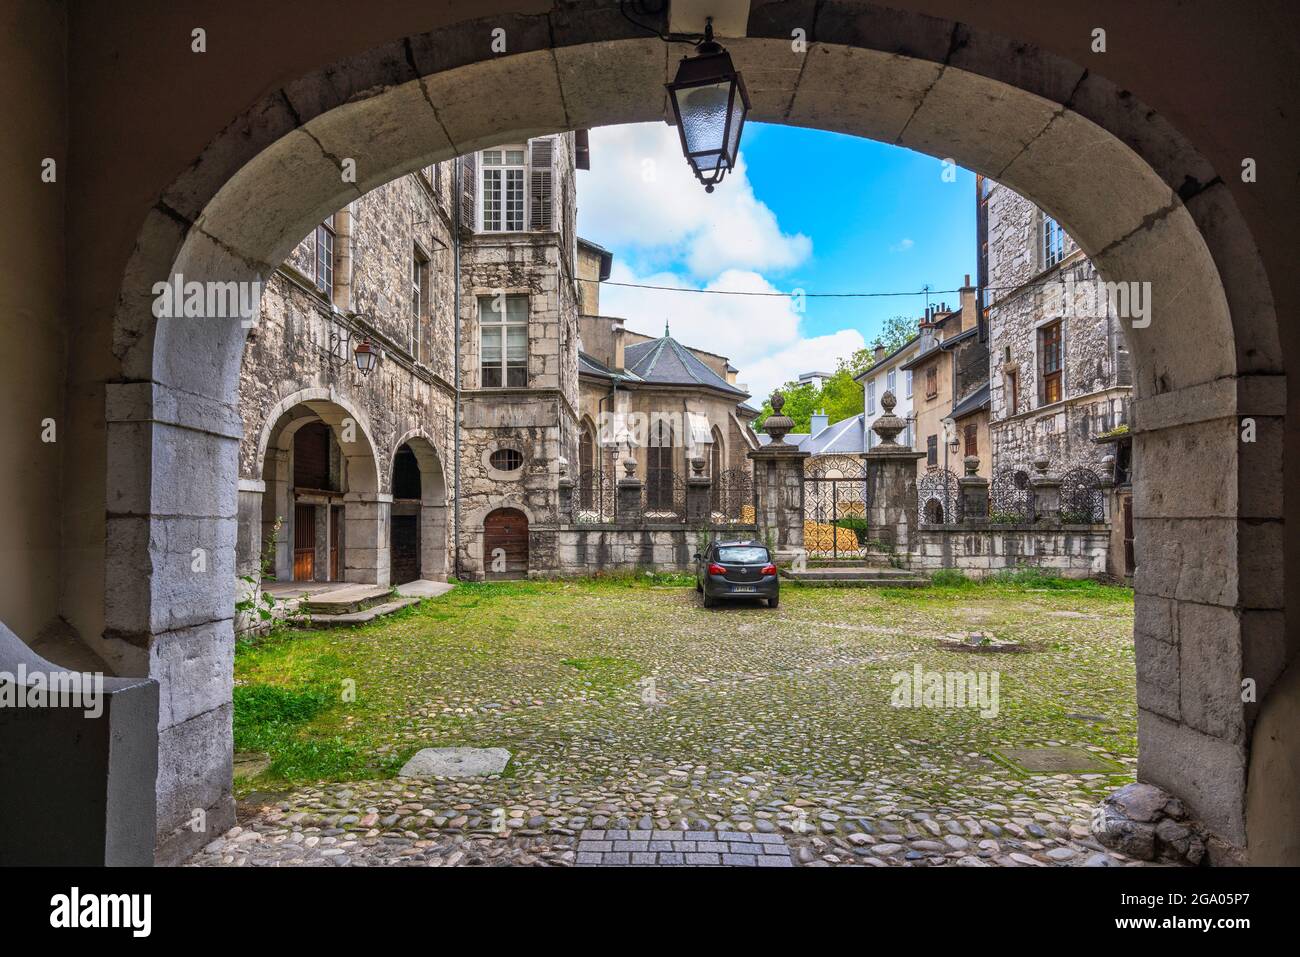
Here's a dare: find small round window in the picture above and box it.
[490,448,523,472]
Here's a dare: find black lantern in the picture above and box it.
[665,18,750,193]
[353,336,378,375]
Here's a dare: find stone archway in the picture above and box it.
[92,10,1286,865]
[390,431,450,583]
[250,394,384,586]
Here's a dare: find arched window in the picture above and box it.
[646,417,675,510]
[578,422,595,508]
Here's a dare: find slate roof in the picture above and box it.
[578,351,642,382]
[805,413,867,454]
[756,413,867,453]
[950,382,990,420]
[623,335,748,397]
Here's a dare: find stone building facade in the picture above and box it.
[981,176,1133,476]
[574,246,760,523]
[236,134,586,588]
[901,281,991,490]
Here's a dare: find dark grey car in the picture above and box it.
[694,540,779,608]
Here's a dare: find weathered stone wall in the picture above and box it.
[453,133,581,579]
[985,182,1132,474]
[237,170,459,583]
[908,524,1110,578]
[554,525,757,575]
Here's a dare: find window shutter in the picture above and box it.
[529,138,554,231]
[459,152,477,230]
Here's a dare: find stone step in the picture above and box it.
[790,577,930,588]
[300,584,396,615]
[298,597,421,628]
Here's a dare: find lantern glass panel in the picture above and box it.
[679,81,731,158]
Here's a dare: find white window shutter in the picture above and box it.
[529,138,554,231]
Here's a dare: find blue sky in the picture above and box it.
[577,122,977,396]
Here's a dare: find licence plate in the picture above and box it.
[732,585,756,593]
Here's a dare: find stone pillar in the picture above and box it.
[748,391,809,559]
[343,492,391,585]
[1029,456,1062,524]
[958,455,989,522]
[616,456,642,525]
[558,479,574,524]
[864,390,926,550]
[236,478,266,577]
[686,455,711,524]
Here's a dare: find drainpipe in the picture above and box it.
[452,157,463,578]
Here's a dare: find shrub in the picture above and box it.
[929,568,971,587]
[832,517,870,546]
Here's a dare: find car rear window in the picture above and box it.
[717,546,769,564]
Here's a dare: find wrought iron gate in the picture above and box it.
[803,455,877,559]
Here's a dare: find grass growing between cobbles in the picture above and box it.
[233,574,1136,808]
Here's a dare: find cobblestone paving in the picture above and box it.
[190,579,1144,867]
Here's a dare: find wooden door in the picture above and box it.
[484,508,528,580]
[293,503,315,581]
[390,514,420,585]
[330,505,342,580]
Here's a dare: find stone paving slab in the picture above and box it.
[574,829,794,867]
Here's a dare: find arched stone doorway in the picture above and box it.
[247,394,384,587]
[389,434,449,584]
[484,508,529,580]
[80,9,1288,864]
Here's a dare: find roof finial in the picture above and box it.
[664,317,670,338]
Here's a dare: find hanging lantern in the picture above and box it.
[665,18,751,193]
[353,336,378,375]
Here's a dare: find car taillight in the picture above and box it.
[708,563,727,575]
[761,563,777,575]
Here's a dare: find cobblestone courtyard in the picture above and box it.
[192,576,1142,867]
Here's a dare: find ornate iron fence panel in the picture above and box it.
[711,467,754,525]
[803,457,876,558]
[990,466,1033,524]
[574,468,615,524]
[1059,466,1105,523]
[917,468,961,525]
[642,472,687,523]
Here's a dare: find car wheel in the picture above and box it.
[695,577,702,593]
[702,591,716,608]
[768,594,780,608]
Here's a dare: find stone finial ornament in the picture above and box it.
[762,390,796,445]
[622,456,637,479]
[870,389,908,447]
[690,455,706,477]
[558,456,569,477]
[964,454,979,476]
[1033,454,1050,476]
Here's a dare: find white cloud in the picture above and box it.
[890,238,915,253]
[578,123,860,400]
[597,262,865,400]
[578,123,811,279]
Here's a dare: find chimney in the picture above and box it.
[612,319,625,370]
[873,342,886,362]
[959,275,978,332]
[810,409,829,435]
